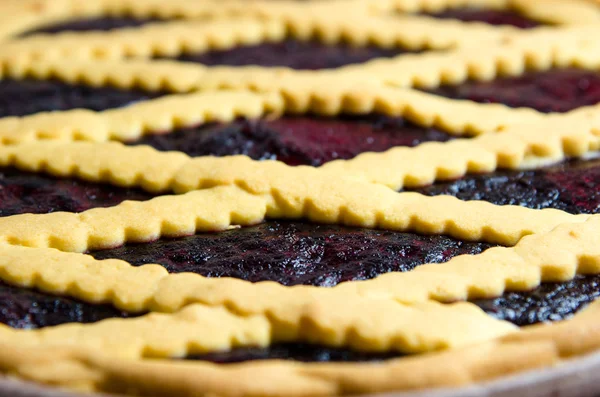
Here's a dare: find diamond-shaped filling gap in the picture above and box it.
[407,158,600,215]
[20,17,169,36]
[87,221,495,287]
[421,7,544,29]
[128,114,456,167]
[0,167,157,217]
[164,39,420,70]
[0,78,169,118]
[423,68,600,113]
[474,274,600,326]
[0,280,137,329]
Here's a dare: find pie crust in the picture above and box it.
[1,0,600,396]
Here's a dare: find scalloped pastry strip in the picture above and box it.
[2,299,598,396]
[0,0,318,41]
[1,13,511,66]
[0,86,553,145]
[366,0,600,25]
[3,25,600,95]
[0,0,544,44]
[0,153,588,250]
[0,297,515,356]
[0,212,596,317]
[0,111,597,195]
[341,25,600,88]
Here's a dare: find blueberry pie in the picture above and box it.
[0,0,600,396]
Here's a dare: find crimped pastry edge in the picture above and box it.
[1,298,600,396]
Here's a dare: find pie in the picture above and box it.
[0,0,600,396]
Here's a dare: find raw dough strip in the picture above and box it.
[0,85,550,145]
[1,299,597,396]
[0,112,597,194]
[367,0,600,25]
[0,297,515,357]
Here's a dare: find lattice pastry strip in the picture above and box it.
[2,0,583,43]
[0,177,598,391]
[0,87,552,145]
[2,25,599,95]
[0,110,597,193]
[0,14,509,63]
[366,0,600,25]
[0,200,596,314]
[0,295,515,356]
[0,0,320,41]
[0,2,599,396]
[2,300,599,396]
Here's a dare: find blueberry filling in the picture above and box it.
[89,221,494,287]
[0,79,167,118]
[187,344,400,363]
[425,68,600,113]
[474,275,600,326]
[21,17,165,36]
[425,8,542,29]
[4,68,598,120]
[0,281,134,329]
[169,40,417,70]
[130,115,454,166]
[0,167,155,217]
[410,158,600,215]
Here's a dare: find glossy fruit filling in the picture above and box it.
[410,158,600,215]
[169,40,414,70]
[22,17,163,36]
[474,275,600,326]
[89,221,494,287]
[187,344,400,363]
[425,8,542,28]
[426,68,600,113]
[0,79,166,118]
[0,167,155,217]
[0,281,135,329]
[130,115,454,166]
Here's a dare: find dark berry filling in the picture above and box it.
[0,79,167,118]
[170,40,416,70]
[474,275,600,326]
[425,8,542,29]
[21,17,164,36]
[426,68,600,113]
[0,167,155,217]
[0,281,134,329]
[187,343,400,363]
[89,221,494,287]
[131,115,454,166]
[410,158,600,215]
